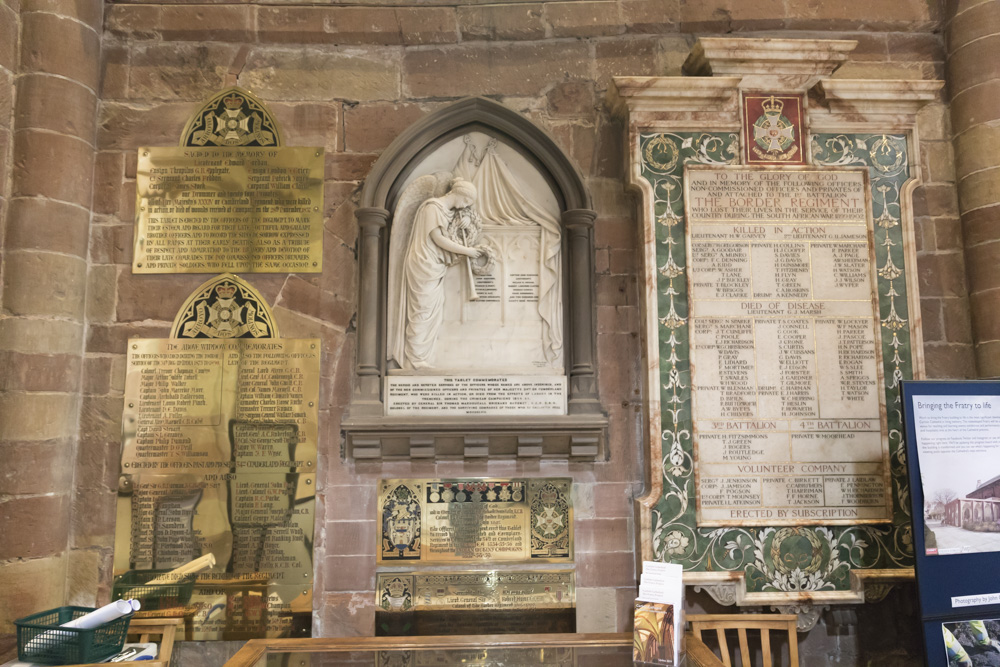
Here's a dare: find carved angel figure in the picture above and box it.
[387,177,485,370]
[387,134,563,372]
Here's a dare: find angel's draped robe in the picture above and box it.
[401,198,456,367]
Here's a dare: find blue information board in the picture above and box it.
[901,380,1000,666]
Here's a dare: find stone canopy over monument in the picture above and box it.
[611,37,940,624]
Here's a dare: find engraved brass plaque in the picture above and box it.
[114,338,320,639]
[375,571,575,636]
[134,147,324,274]
[377,479,573,565]
[377,648,578,667]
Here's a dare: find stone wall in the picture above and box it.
[0,0,102,655]
[0,0,984,662]
[947,0,1000,377]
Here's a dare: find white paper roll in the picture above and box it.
[63,600,133,629]
[129,599,141,611]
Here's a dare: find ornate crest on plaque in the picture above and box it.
[380,482,423,560]
[529,479,571,559]
[742,93,805,165]
[170,273,279,339]
[180,86,282,147]
[378,575,415,612]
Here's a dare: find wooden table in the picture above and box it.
[221,632,726,666]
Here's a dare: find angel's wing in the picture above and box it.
[386,171,453,369]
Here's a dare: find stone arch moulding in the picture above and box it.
[343,97,607,462]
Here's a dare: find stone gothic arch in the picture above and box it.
[345,97,604,460]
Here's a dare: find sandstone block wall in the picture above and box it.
[947,0,1000,377]
[0,0,985,663]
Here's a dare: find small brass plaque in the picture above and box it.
[134,146,324,274]
[115,338,320,640]
[375,571,576,636]
[378,479,573,565]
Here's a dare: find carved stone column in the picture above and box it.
[353,207,389,414]
[0,0,101,641]
[947,0,1000,377]
[563,208,601,414]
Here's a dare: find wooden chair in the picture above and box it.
[687,614,799,667]
[123,617,184,667]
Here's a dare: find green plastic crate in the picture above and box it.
[113,569,196,611]
[15,606,133,665]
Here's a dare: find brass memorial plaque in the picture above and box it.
[375,571,576,636]
[134,146,324,274]
[377,479,573,565]
[114,338,320,639]
[684,165,892,526]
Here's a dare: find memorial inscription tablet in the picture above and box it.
[377,478,573,564]
[684,166,891,526]
[375,571,575,636]
[115,338,320,639]
[134,147,323,274]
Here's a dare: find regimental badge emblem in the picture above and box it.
[180,86,282,148]
[742,92,806,165]
[380,482,422,560]
[528,479,571,559]
[169,273,278,339]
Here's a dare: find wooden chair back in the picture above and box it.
[126,617,184,666]
[687,614,799,667]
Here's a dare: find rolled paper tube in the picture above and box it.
[130,599,141,611]
[63,600,134,629]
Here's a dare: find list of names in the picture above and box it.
[685,167,890,525]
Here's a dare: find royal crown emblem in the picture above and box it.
[750,94,800,162]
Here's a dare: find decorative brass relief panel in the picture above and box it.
[180,87,282,148]
[375,571,576,637]
[377,478,573,565]
[170,273,279,339]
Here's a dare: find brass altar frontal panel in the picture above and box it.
[134,147,323,274]
[115,338,319,640]
[683,165,893,527]
[377,479,573,565]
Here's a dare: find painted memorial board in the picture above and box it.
[684,165,891,526]
[638,130,919,594]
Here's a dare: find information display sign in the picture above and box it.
[902,380,1000,667]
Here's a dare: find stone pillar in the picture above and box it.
[352,207,388,414]
[948,0,1000,377]
[0,0,101,650]
[563,208,601,414]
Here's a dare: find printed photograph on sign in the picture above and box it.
[912,395,1000,556]
[942,619,1000,667]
